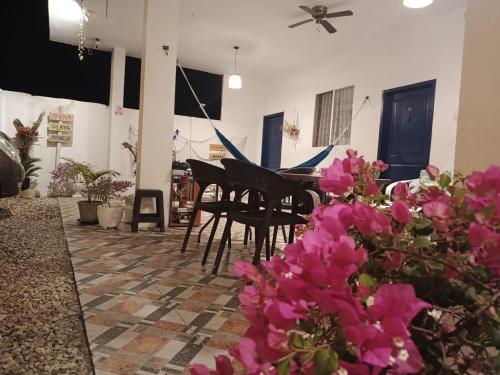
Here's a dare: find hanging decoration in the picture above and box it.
[78,0,89,61]
[283,108,301,149]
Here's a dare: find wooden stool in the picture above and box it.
[131,189,165,233]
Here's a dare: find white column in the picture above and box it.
[108,47,127,174]
[136,0,178,222]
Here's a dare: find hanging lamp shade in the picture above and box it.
[228,46,242,90]
[228,73,242,89]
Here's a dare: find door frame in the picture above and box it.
[260,112,284,169]
[377,79,437,165]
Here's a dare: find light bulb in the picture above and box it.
[403,0,434,9]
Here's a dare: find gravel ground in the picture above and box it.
[0,198,94,375]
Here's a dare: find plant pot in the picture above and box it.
[20,188,36,199]
[97,204,124,229]
[123,205,134,224]
[71,182,84,198]
[21,177,30,191]
[77,201,102,224]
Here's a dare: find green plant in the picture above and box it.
[21,156,42,178]
[63,158,118,202]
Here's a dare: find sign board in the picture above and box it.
[209,152,226,160]
[48,134,72,143]
[209,144,226,152]
[47,112,74,147]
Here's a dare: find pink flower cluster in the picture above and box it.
[191,150,500,375]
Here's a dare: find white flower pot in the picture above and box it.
[97,204,124,229]
[72,182,84,198]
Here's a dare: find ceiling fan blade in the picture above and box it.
[321,20,337,34]
[299,5,317,16]
[288,18,314,28]
[325,10,354,18]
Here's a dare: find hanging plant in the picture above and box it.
[283,109,301,149]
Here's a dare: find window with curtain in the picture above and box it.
[331,85,355,145]
[312,91,334,147]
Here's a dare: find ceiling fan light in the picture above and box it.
[403,0,434,9]
[228,73,242,90]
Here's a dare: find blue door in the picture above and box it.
[261,113,284,169]
[378,80,436,181]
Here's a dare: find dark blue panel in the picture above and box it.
[378,80,436,181]
[261,113,284,169]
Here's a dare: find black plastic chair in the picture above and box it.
[180,159,234,265]
[211,159,309,274]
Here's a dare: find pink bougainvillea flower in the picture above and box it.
[466,165,500,196]
[426,165,440,181]
[229,338,271,374]
[368,284,431,326]
[352,202,392,236]
[234,261,261,282]
[372,160,389,173]
[423,198,453,220]
[190,355,234,375]
[391,201,412,224]
[320,159,356,195]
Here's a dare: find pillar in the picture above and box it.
[108,47,127,175]
[136,0,179,223]
[454,0,500,173]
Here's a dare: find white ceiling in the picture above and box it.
[49,0,465,81]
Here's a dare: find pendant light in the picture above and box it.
[228,46,242,90]
[403,0,433,8]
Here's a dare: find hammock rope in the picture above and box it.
[177,62,335,169]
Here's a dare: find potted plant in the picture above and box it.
[93,177,133,229]
[49,162,79,197]
[13,112,44,194]
[64,158,118,224]
[192,150,500,375]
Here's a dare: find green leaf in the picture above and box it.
[464,286,476,301]
[289,333,304,349]
[314,349,339,375]
[490,326,500,347]
[493,354,500,372]
[359,273,376,289]
[277,357,291,375]
[414,236,431,248]
[438,174,451,189]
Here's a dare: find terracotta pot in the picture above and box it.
[77,201,101,224]
[97,204,124,229]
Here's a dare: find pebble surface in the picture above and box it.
[0,198,94,375]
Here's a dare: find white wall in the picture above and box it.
[0,72,266,195]
[0,89,110,196]
[263,7,465,172]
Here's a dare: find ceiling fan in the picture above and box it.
[288,5,354,34]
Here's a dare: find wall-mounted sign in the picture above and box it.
[47,112,74,147]
[209,152,226,160]
[209,144,226,152]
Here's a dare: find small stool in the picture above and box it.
[132,189,165,233]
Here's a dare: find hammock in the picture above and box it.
[178,63,335,170]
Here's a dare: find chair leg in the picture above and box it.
[180,207,199,253]
[212,218,233,275]
[131,194,141,233]
[272,226,279,256]
[281,225,287,243]
[228,231,232,249]
[288,224,295,244]
[252,226,267,266]
[197,214,215,244]
[201,213,221,265]
[156,193,165,232]
[265,229,271,261]
[243,225,250,246]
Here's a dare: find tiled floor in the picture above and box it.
[59,198,286,375]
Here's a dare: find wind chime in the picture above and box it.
[283,108,301,149]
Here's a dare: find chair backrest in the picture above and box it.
[279,167,316,175]
[221,159,298,201]
[186,159,230,191]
